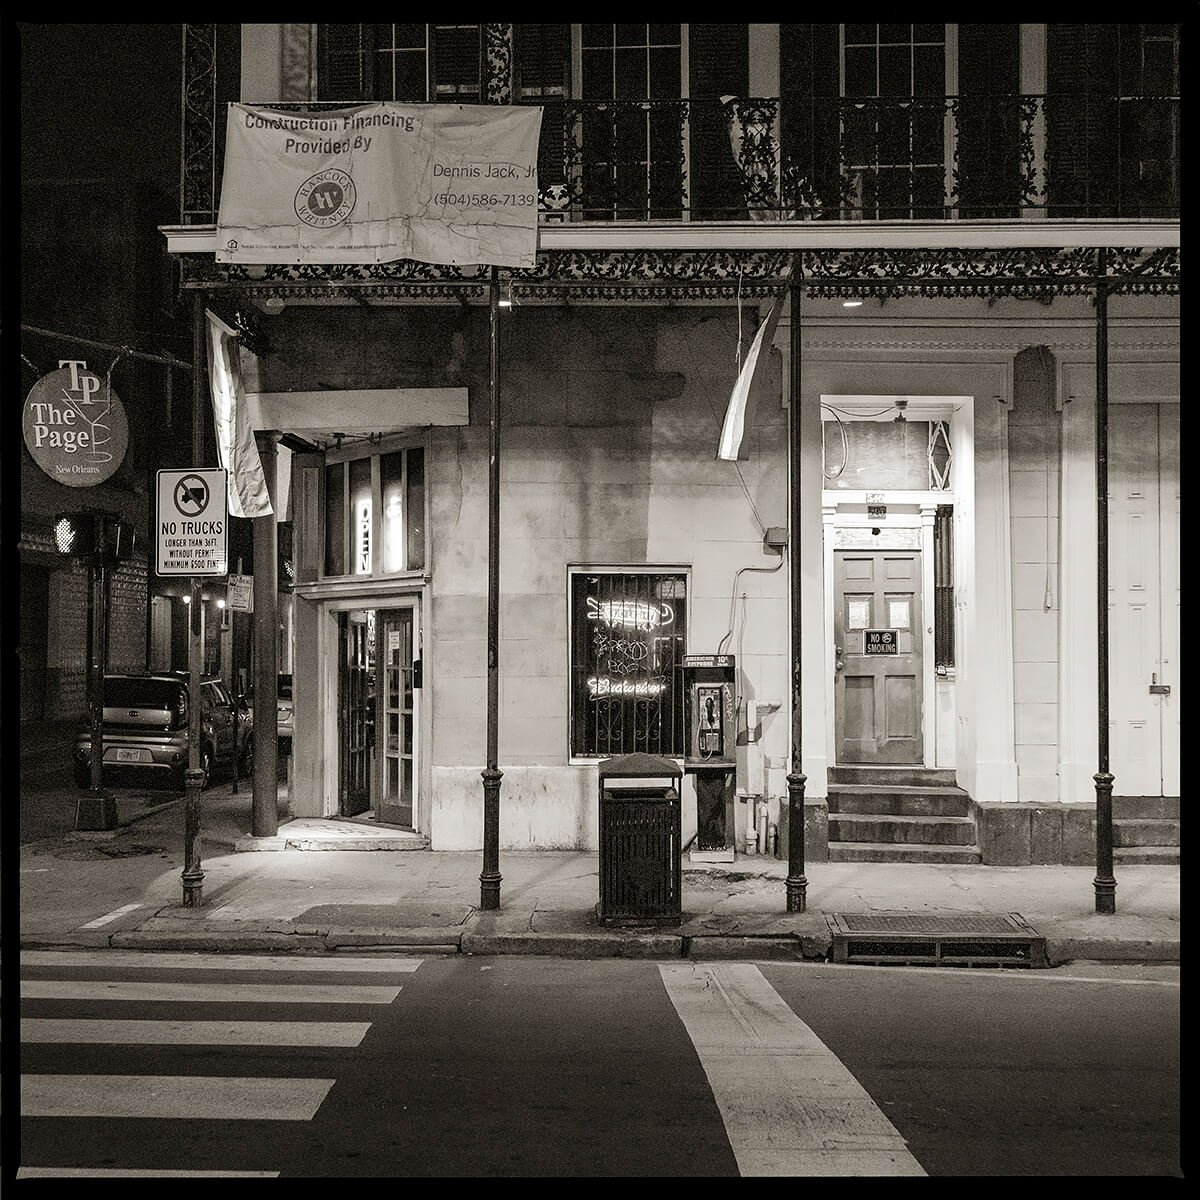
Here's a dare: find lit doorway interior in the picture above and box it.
[336,603,419,827]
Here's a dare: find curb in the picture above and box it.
[21,927,1177,964]
[23,926,1176,964]
[1045,936,1181,966]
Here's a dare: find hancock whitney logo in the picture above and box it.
[295,169,356,228]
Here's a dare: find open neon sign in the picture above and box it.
[586,596,674,631]
[355,498,371,574]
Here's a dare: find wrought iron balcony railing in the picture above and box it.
[183,94,1180,227]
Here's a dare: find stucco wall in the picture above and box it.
[1009,345,1061,803]
[425,305,788,849]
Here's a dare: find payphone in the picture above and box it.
[682,655,737,856]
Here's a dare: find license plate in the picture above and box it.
[115,748,146,763]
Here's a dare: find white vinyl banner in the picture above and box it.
[216,102,544,268]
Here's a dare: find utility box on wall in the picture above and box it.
[682,655,737,856]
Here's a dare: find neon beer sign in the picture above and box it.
[587,596,674,631]
[586,677,668,697]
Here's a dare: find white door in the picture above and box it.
[1108,403,1179,796]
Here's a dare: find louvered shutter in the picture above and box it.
[779,24,840,213]
[515,24,570,197]
[689,24,749,219]
[956,24,1020,217]
[318,24,377,102]
[1046,24,1119,216]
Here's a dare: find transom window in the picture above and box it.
[322,446,425,579]
[570,570,687,758]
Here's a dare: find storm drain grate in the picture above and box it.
[827,912,1047,968]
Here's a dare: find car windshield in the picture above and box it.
[105,678,184,710]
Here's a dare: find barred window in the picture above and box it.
[570,570,687,758]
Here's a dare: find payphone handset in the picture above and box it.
[682,655,736,768]
[696,686,725,754]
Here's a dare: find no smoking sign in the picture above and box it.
[156,468,228,577]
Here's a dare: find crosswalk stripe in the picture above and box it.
[660,963,926,1177]
[22,980,401,1004]
[22,1074,336,1120]
[77,904,144,929]
[20,950,423,973]
[17,1168,280,1178]
[22,1018,373,1046]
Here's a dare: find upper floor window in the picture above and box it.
[841,23,948,219]
[318,24,481,102]
[323,445,425,579]
[580,23,683,100]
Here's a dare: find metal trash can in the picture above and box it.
[597,752,682,926]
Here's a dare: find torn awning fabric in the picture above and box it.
[717,271,790,462]
[206,310,272,519]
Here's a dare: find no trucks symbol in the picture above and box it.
[174,474,209,516]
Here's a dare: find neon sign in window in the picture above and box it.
[323,447,425,579]
[355,498,372,575]
[571,571,686,758]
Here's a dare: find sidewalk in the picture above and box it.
[17,776,1180,966]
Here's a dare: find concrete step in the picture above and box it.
[829,766,958,788]
[1112,796,1181,820]
[827,783,973,818]
[1112,817,1180,848]
[829,812,978,845]
[1114,846,1180,865]
[828,841,982,864]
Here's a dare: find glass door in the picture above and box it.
[376,608,416,827]
[338,609,374,816]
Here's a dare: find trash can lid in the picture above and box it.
[597,752,682,779]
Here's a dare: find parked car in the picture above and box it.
[73,672,253,792]
[242,673,293,756]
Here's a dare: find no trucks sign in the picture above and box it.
[156,468,228,577]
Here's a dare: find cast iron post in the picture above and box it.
[182,293,206,906]
[480,266,503,909]
[1093,249,1117,914]
[74,552,117,830]
[252,430,280,836]
[786,270,808,912]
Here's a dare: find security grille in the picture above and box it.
[570,571,687,758]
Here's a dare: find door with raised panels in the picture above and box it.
[834,550,924,763]
[1108,403,1180,796]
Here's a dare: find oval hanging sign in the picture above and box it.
[23,360,129,487]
